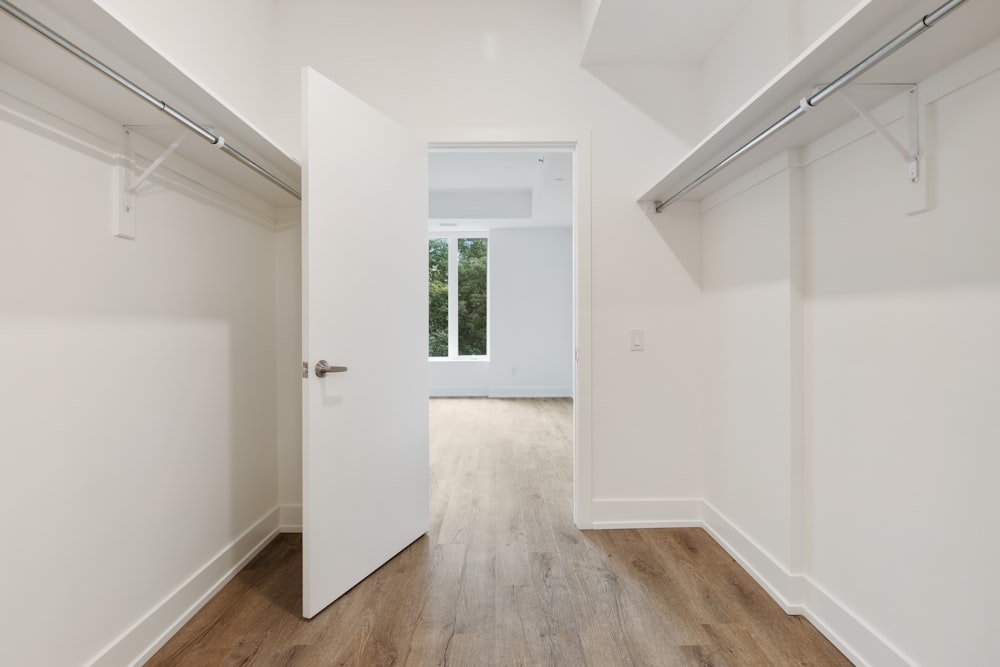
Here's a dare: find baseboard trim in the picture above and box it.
[701,503,919,667]
[593,498,912,667]
[82,495,914,667]
[87,508,281,667]
[700,502,805,612]
[802,579,913,667]
[429,387,573,398]
[488,386,573,398]
[429,385,488,397]
[280,504,303,533]
[590,498,703,528]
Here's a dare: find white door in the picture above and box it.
[301,68,429,619]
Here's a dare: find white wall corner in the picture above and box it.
[646,198,703,289]
[701,502,805,612]
[280,504,303,533]
[664,199,700,216]
[275,205,302,231]
[580,0,605,62]
[701,502,917,667]
[88,508,280,667]
[786,150,808,577]
[590,498,704,529]
[701,149,800,212]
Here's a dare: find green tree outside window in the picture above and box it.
[429,237,487,357]
[428,239,449,357]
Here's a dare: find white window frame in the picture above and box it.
[428,231,489,360]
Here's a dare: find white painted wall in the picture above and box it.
[428,359,490,397]
[702,162,800,575]
[428,228,572,398]
[580,0,864,146]
[93,0,279,143]
[698,37,1000,667]
[275,225,302,523]
[0,95,279,665]
[700,0,795,134]
[580,0,603,48]
[272,0,706,509]
[489,228,573,397]
[700,0,861,134]
[583,62,705,145]
[792,0,863,55]
[802,58,1000,667]
[21,1,994,664]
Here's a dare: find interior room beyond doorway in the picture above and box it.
[427,149,574,400]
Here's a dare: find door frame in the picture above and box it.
[424,127,593,529]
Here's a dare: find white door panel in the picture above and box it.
[301,67,429,619]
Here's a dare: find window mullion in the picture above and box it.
[448,237,458,357]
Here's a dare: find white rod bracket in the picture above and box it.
[906,86,920,182]
[115,127,190,239]
[839,85,918,173]
[127,129,189,195]
[904,85,929,215]
[839,84,929,214]
[114,127,137,239]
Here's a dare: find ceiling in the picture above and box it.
[428,151,573,231]
[582,0,745,65]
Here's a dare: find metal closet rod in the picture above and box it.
[655,0,968,212]
[0,0,302,201]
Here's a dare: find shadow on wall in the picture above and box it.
[644,200,703,290]
[582,63,705,147]
[805,95,1000,299]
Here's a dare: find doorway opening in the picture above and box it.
[425,140,591,528]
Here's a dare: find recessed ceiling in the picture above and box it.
[428,151,572,231]
[582,0,744,65]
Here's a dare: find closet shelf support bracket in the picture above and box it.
[839,84,928,214]
[115,127,190,239]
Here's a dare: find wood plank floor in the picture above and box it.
[148,398,851,666]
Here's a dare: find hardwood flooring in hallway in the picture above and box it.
[147,398,850,666]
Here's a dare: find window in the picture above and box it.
[428,238,449,357]
[428,235,488,358]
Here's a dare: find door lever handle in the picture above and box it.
[315,360,348,377]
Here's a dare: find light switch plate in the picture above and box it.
[629,328,644,351]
